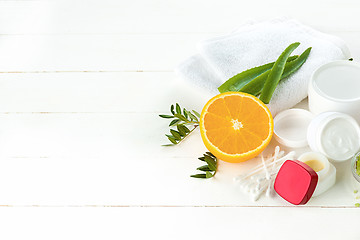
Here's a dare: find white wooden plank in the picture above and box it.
[0,112,207,159]
[0,32,358,72]
[0,34,211,72]
[0,72,209,112]
[1,0,360,34]
[0,207,358,240]
[0,113,201,158]
[0,1,52,35]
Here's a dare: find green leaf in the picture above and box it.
[176,103,181,114]
[174,113,188,122]
[204,154,216,163]
[182,125,190,133]
[165,134,175,139]
[192,110,201,118]
[188,112,198,122]
[177,125,187,137]
[205,171,214,178]
[177,125,186,137]
[204,155,217,171]
[197,165,212,172]
[159,114,174,119]
[167,136,178,144]
[161,103,201,148]
[218,55,298,94]
[162,143,175,146]
[240,48,311,97]
[183,108,188,119]
[191,151,218,179]
[170,129,181,140]
[260,42,300,104]
[169,119,180,126]
[190,174,207,178]
[206,152,215,158]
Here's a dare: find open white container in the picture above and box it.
[307,112,360,162]
[308,60,360,123]
[274,109,314,148]
[298,152,336,197]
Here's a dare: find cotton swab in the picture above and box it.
[266,146,280,196]
[239,150,285,176]
[233,147,296,201]
[261,154,270,180]
[234,152,285,182]
[234,151,292,182]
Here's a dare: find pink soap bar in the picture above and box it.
[274,160,318,205]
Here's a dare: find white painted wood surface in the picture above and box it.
[1,0,360,239]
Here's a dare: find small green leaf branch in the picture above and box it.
[191,152,218,179]
[159,103,200,146]
[159,103,217,179]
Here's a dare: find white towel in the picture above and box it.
[175,18,350,116]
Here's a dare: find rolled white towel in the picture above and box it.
[175,18,350,116]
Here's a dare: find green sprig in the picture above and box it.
[159,103,200,146]
[191,152,218,179]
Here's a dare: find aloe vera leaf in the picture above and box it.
[217,55,298,93]
[259,42,300,104]
[240,70,270,96]
[240,47,311,96]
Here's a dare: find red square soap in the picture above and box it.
[274,160,318,205]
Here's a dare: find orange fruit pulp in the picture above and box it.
[200,92,273,163]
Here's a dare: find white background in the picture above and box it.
[1,0,360,239]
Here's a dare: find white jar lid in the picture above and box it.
[309,60,360,123]
[274,109,314,148]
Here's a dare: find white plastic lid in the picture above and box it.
[274,109,314,148]
[309,60,360,123]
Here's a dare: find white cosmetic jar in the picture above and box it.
[308,60,360,123]
[273,109,314,148]
[298,152,336,197]
[307,112,360,162]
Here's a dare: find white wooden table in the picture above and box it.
[1,0,360,239]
